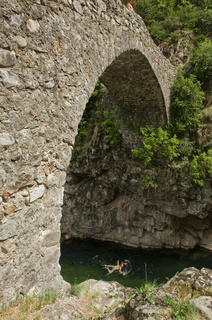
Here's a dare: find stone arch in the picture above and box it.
[0,0,177,307]
[100,49,168,126]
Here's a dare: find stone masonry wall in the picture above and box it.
[0,0,176,307]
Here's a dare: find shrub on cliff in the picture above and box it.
[189,39,212,88]
[170,73,204,136]
[132,126,180,166]
[189,150,212,186]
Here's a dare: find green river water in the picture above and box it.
[60,238,212,288]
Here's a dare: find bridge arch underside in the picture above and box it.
[100,50,168,127]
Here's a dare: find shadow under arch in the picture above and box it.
[100,49,168,127]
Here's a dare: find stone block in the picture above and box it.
[0,133,15,146]
[26,19,40,32]
[191,296,212,320]
[0,69,21,87]
[0,49,16,67]
[41,231,60,248]
[0,219,21,241]
[29,185,46,203]
[13,36,27,48]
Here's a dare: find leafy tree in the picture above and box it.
[148,21,166,43]
[195,8,212,36]
[121,0,212,42]
[190,150,212,186]
[132,126,179,165]
[170,73,204,135]
[177,3,197,29]
[190,39,212,87]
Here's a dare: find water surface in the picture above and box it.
[60,238,212,288]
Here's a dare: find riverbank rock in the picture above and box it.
[35,280,131,320]
[191,296,212,320]
[162,267,212,300]
[118,267,212,320]
[35,296,87,320]
[34,267,211,320]
[76,279,132,318]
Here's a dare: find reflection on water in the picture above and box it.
[59,238,212,288]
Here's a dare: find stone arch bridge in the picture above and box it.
[0,0,176,306]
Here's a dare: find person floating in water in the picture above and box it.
[104,261,128,275]
[126,0,136,12]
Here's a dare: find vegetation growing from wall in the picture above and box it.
[101,111,122,150]
[74,73,211,188]
[73,82,124,160]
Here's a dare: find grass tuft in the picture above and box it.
[0,290,57,320]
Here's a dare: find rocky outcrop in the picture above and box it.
[34,296,87,320]
[34,267,212,320]
[165,30,195,67]
[125,268,212,320]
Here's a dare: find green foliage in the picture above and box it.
[172,302,195,320]
[122,0,212,42]
[169,29,184,42]
[164,295,198,320]
[148,21,166,43]
[136,280,158,304]
[190,39,212,86]
[134,0,177,24]
[132,125,211,187]
[75,81,124,153]
[189,150,212,186]
[77,81,107,144]
[140,174,158,189]
[70,284,82,297]
[177,138,195,157]
[177,3,197,29]
[101,119,122,149]
[132,126,179,165]
[170,73,204,135]
[195,8,212,36]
